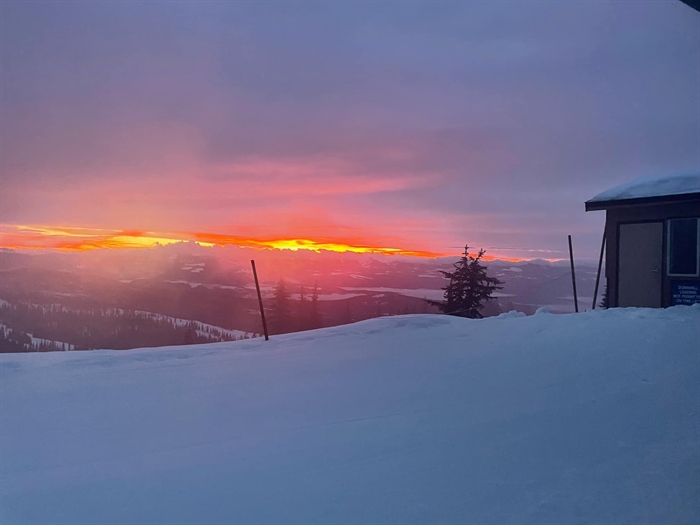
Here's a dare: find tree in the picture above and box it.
[297,285,309,331]
[427,245,504,319]
[599,282,609,309]
[342,299,353,324]
[183,325,197,345]
[270,278,291,334]
[299,285,307,307]
[309,283,322,329]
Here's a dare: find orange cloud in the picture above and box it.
[0,224,566,262]
[186,231,443,257]
[0,225,202,252]
[0,224,444,257]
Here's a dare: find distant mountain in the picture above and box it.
[0,301,257,352]
[0,245,602,350]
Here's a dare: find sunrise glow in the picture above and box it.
[0,224,566,261]
[0,225,208,251]
[0,224,448,258]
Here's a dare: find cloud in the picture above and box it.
[1,1,698,259]
[0,224,443,257]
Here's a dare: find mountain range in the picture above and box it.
[0,244,601,350]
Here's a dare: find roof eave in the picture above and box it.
[585,192,700,212]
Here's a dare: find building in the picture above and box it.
[585,173,700,308]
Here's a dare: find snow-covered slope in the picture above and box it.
[1,307,699,524]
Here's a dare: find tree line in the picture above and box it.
[266,246,506,336]
[0,326,72,353]
[1,244,510,351]
[268,281,323,335]
[0,302,255,352]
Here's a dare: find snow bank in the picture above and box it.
[1,307,699,524]
[589,172,700,203]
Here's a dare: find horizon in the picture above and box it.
[0,223,570,261]
[0,237,601,267]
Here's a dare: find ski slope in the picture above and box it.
[1,307,699,524]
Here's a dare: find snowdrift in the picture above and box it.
[1,307,699,524]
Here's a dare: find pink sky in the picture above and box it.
[1,1,698,260]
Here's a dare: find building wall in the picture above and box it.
[604,199,700,308]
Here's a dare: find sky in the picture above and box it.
[1,0,698,260]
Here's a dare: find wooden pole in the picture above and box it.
[250,260,269,341]
[592,229,606,310]
[568,235,579,313]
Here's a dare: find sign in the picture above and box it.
[671,281,700,306]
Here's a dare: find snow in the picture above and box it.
[182,263,206,271]
[342,286,445,301]
[589,172,700,203]
[493,310,527,319]
[165,281,241,291]
[538,303,582,314]
[1,307,699,524]
[130,310,253,339]
[0,323,75,351]
[560,295,594,304]
[289,293,364,301]
[165,279,202,288]
[27,333,75,350]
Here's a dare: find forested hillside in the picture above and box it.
[0,302,256,352]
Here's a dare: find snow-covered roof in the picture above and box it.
[586,172,700,210]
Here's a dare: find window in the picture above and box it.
[668,218,699,276]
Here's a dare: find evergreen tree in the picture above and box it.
[342,299,353,324]
[599,282,609,309]
[309,283,322,329]
[270,278,291,334]
[297,285,308,331]
[427,245,504,319]
[183,326,197,345]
